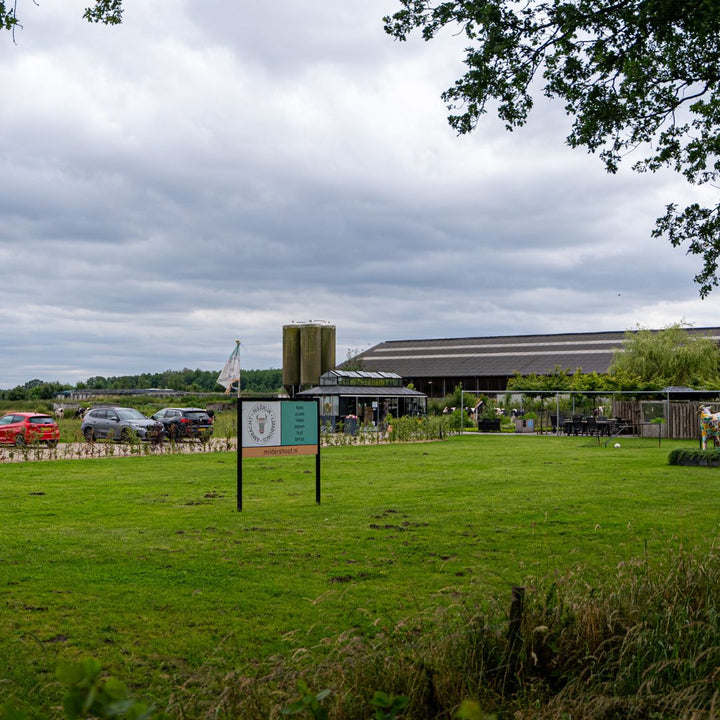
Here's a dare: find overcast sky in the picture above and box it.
[1,0,718,388]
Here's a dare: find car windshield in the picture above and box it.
[29,416,54,424]
[117,409,146,420]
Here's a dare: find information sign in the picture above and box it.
[237,398,320,510]
[241,400,318,457]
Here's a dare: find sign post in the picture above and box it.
[237,398,320,511]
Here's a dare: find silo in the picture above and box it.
[320,324,336,374]
[282,324,302,390]
[300,323,323,386]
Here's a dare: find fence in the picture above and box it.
[611,400,715,440]
[462,390,720,441]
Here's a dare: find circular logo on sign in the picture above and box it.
[247,403,278,444]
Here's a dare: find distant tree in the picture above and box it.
[5,385,27,401]
[384,0,720,296]
[507,365,574,392]
[83,376,109,390]
[27,381,69,400]
[0,381,69,399]
[609,324,720,388]
[239,369,283,394]
[1,0,122,34]
[343,348,366,371]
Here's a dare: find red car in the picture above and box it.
[0,412,60,447]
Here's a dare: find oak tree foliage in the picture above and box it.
[384,0,720,296]
[0,0,123,33]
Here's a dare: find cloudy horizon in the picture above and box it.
[1,0,718,389]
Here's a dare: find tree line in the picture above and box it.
[0,368,283,401]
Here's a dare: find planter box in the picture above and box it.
[477,419,501,433]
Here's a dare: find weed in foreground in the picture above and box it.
[0,658,168,720]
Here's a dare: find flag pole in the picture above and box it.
[235,339,241,400]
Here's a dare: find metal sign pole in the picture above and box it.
[237,398,243,512]
[236,341,243,512]
[315,399,321,504]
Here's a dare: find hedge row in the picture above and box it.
[668,447,720,467]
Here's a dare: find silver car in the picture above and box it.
[81,406,164,442]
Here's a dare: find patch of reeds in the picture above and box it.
[320,416,453,447]
[539,545,720,719]
[169,544,720,720]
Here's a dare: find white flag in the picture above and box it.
[217,344,241,394]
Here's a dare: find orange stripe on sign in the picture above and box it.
[242,445,318,459]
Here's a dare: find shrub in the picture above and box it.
[668,447,720,466]
[387,415,452,442]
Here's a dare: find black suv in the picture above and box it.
[151,407,214,441]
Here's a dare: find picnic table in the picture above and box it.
[561,417,633,437]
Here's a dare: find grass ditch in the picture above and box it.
[0,435,718,718]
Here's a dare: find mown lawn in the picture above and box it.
[0,434,717,715]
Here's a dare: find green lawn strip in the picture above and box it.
[0,435,717,713]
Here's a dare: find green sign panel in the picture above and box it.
[281,401,318,446]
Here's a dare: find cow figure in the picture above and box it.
[699,406,720,449]
[55,407,65,420]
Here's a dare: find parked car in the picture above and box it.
[0,412,59,447]
[81,406,164,442]
[151,407,214,441]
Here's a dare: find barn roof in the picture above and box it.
[349,328,720,379]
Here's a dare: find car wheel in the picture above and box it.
[46,440,58,448]
[83,427,95,442]
[14,434,25,447]
[120,428,134,443]
[169,425,179,441]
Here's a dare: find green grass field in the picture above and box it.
[1,434,718,718]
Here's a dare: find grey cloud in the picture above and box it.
[0,0,715,388]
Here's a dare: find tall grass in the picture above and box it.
[181,544,720,720]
